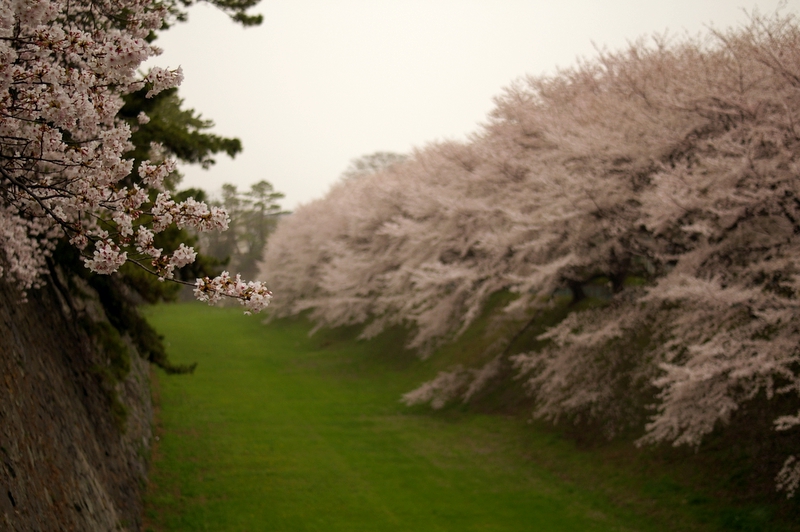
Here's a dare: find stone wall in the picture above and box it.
[0,273,152,531]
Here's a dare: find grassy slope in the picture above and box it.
[142,302,793,531]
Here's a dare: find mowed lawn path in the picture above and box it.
[142,304,706,532]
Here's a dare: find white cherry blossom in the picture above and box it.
[0,0,272,312]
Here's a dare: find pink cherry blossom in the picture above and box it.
[0,0,272,312]
[261,11,800,495]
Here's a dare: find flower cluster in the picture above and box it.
[194,272,273,314]
[0,0,271,312]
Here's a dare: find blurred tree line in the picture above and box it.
[197,181,287,281]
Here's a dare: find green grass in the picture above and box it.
[141,303,785,531]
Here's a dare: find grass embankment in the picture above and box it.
[142,303,793,531]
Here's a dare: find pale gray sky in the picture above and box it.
[147,0,795,209]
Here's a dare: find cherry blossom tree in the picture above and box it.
[0,0,271,313]
[262,11,800,495]
[339,151,408,181]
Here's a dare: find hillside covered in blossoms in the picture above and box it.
[261,12,800,499]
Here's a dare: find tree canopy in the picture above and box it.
[261,11,800,496]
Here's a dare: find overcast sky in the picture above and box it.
[146,0,796,210]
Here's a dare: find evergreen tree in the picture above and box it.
[200,181,287,280]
